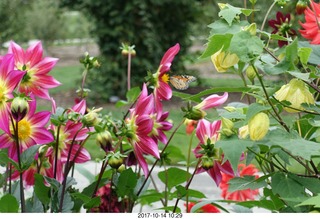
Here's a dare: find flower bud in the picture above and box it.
[221,117,234,136]
[96,130,113,152]
[243,23,257,36]
[246,65,256,83]
[82,107,102,127]
[296,0,308,15]
[238,125,249,139]
[274,78,315,113]
[211,48,239,73]
[248,113,269,141]
[11,96,29,121]
[201,156,214,170]
[185,108,206,120]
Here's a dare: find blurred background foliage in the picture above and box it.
[0,0,301,103]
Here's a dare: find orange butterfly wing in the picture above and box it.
[169,75,196,90]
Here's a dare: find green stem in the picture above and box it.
[251,64,290,132]
[173,159,201,213]
[135,119,185,197]
[259,1,277,37]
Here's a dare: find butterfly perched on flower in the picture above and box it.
[169,75,196,90]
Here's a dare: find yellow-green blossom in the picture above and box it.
[274,78,315,113]
[248,112,269,141]
[211,49,239,73]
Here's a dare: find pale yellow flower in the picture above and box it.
[248,112,270,141]
[238,125,249,139]
[211,49,239,73]
[274,78,315,113]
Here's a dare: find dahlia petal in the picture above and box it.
[134,146,150,176]
[31,128,54,144]
[136,136,160,159]
[0,54,15,78]
[159,43,180,73]
[0,106,10,134]
[157,81,172,101]
[25,41,43,66]
[72,99,86,114]
[5,70,25,92]
[201,92,228,110]
[135,95,154,115]
[136,115,153,134]
[8,41,25,64]
[33,75,61,89]
[33,57,59,75]
[207,163,223,186]
[29,111,51,127]
[0,133,13,148]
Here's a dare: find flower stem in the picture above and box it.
[259,1,277,37]
[172,159,201,213]
[127,53,132,91]
[135,119,185,197]
[251,64,290,132]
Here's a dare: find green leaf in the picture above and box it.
[116,168,137,199]
[229,31,264,62]
[266,129,320,160]
[228,175,268,193]
[158,167,191,191]
[245,103,271,122]
[126,86,141,103]
[175,185,187,199]
[199,34,233,59]
[216,137,252,173]
[81,177,109,197]
[138,189,164,206]
[83,196,101,209]
[190,200,229,213]
[115,100,128,108]
[271,172,305,203]
[20,145,40,171]
[0,194,19,213]
[208,20,249,35]
[218,4,242,26]
[287,71,310,82]
[296,194,320,208]
[0,150,19,171]
[34,174,51,205]
[185,189,206,199]
[57,190,74,213]
[236,200,281,211]
[298,47,312,66]
[289,174,320,195]
[298,41,320,65]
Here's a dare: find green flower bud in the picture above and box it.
[11,96,29,121]
[248,112,270,141]
[185,108,206,120]
[96,130,113,152]
[246,65,256,83]
[201,156,214,170]
[82,107,102,127]
[221,117,234,136]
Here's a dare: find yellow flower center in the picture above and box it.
[11,119,32,141]
[161,73,170,84]
[0,85,6,103]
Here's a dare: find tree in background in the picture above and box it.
[60,0,201,103]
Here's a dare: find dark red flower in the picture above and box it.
[268,11,297,47]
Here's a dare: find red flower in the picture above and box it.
[268,11,296,47]
[185,201,220,213]
[219,163,260,201]
[299,1,320,44]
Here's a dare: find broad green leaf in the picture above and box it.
[25,195,44,213]
[126,86,141,103]
[287,71,310,82]
[0,150,19,171]
[263,187,285,210]
[298,41,320,65]
[0,194,19,213]
[138,189,164,206]
[190,200,229,213]
[228,175,268,193]
[266,129,320,160]
[229,31,264,62]
[236,200,281,211]
[34,174,51,205]
[289,174,320,194]
[270,34,290,42]
[115,100,128,108]
[271,172,305,204]
[116,168,137,199]
[57,190,74,213]
[208,20,249,35]
[158,167,191,191]
[20,145,40,171]
[298,47,312,66]
[175,185,187,199]
[245,103,271,122]
[199,34,233,59]
[216,137,252,173]
[81,177,109,197]
[296,194,320,208]
[83,196,101,209]
[218,4,242,26]
[185,189,206,199]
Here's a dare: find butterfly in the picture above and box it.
[169,75,197,90]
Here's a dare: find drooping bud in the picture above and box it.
[82,107,103,127]
[221,117,234,137]
[107,152,125,169]
[243,23,257,36]
[96,130,113,152]
[248,112,270,141]
[245,65,256,83]
[274,78,315,113]
[296,0,308,15]
[11,96,29,121]
[211,48,239,73]
[201,156,214,170]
